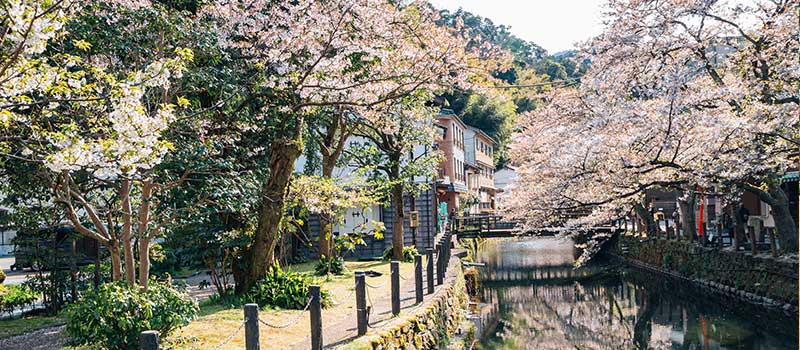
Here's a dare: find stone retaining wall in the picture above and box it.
[342,261,470,350]
[613,236,798,314]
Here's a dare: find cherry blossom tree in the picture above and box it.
[287,174,383,274]
[305,109,362,261]
[201,0,500,291]
[0,0,211,287]
[506,0,799,256]
[347,97,443,260]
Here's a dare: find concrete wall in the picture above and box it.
[612,236,798,314]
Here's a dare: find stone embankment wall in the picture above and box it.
[612,236,798,314]
[343,260,472,350]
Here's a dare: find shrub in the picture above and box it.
[383,245,419,263]
[247,265,332,309]
[0,284,39,314]
[314,256,346,276]
[65,280,198,350]
[0,269,5,284]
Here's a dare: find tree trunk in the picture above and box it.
[318,159,337,260]
[316,111,351,262]
[633,203,656,236]
[733,203,745,251]
[747,182,798,254]
[108,242,122,281]
[235,137,302,294]
[391,182,405,261]
[389,155,405,261]
[137,180,155,288]
[138,237,151,287]
[678,196,696,241]
[120,180,136,285]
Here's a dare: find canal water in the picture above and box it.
[472,237,798,350]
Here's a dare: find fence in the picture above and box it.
[615,214,781,257]
[139,229,455,350]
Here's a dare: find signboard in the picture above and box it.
[409,211,419,228]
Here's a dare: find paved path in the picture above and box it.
[288,257,458,350]
[1,256,41,285]
[0,325,66,350]
[1,256,14,271]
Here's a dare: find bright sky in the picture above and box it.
[428,0,608,54]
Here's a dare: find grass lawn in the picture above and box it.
[0,313,66,339]
[167,259,419,350]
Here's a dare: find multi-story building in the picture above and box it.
[434,109,469,216]
[464,126,497,214]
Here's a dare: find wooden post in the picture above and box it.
[310,285,323,350]
[443,234,450,274]
[391,261,400,315]
[244,304,259,350]
[414,255,423,304]
[426,248,434,294]
[355,272,367,336]
[139,331,159,350]
[436,242,444,285]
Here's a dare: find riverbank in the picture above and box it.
[610,236,798,315]
[471,236,797,350]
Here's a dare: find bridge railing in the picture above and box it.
[453,215,519,236]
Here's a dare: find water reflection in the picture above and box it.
[474,238,798,350]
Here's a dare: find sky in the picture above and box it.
[428,0,608,54]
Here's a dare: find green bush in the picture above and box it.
[383,245,419,263]
[0,284,39,314]
[0,269,5,284]
[247,265,332,309]
[314,256,346,276]
[65,280,198,350]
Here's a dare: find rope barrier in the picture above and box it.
[207,317,247,350]
[364,281,386,289]
[257,296,313,329]
[364,286,383,329]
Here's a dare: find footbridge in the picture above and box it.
[452,215,620,239]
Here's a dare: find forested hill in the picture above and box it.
[433,7,590,167]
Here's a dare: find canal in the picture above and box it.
[472,237,799,350]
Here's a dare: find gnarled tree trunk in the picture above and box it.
[235,137,303,294]
[746,182,798,254]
